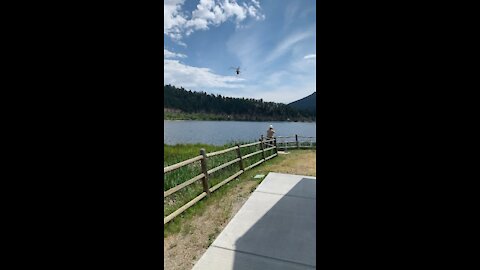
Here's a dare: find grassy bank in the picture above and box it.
[164,111,316,122]
[164,111,228,121]
[164,142,276,219]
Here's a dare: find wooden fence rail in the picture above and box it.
[163,137,277,224]
[277,134,316,151]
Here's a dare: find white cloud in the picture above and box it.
[164,49,187,59]
[164,0,265,43]
[304,54,316,59]
[223,0,247,22]
[241,68,316,103]
[227,82,315,104]
[264,29,315,63]
[164,0,188,40]
[251,0,260,9]
[244,1,265,20]
[164,59,245,89]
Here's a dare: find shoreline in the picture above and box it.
[164,111,315,123]
[164,118,316,123]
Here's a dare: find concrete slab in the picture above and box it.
[255,172,316,199]
[193,246,315,270]
[192,172,316,270]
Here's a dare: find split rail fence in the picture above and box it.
[163,137,278,224]
[276,134,316,151]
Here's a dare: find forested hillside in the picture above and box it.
[164,85,315,121]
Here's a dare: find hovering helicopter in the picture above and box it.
[229,66,245,76]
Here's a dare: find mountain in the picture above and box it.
[288,92,316,113]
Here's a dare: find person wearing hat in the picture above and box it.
[267,125,275,139]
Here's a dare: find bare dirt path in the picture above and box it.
[164,150,316,270]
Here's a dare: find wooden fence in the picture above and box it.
[276,134,316,151]
[163,137,278,224]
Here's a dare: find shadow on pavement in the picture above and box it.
[231,178,316,270]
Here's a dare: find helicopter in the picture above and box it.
[229,66,244,76]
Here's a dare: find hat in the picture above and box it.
[269,125,273,128]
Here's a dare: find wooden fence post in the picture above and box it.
[260,137,266,160]
[236,144,244,171]
[199,149,210,195]
[296,134,299,149]
[274,138,278,154]
[259,134,263,152]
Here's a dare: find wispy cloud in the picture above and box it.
[304,54,316,59]
[264,29,315,63]
[164,49,187,59]
[283,0,300,30]
[164,59,245,89]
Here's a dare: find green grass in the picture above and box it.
[163,142,276,219]
[164,111,229,121]
[163,153,282,237]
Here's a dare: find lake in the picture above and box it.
[164,120,316,145]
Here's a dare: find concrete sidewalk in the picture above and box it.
[192,172,316,270]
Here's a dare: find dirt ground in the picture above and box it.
[164,150,316,270]
[268,150,316,176]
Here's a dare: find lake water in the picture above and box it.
[164,120,316,145]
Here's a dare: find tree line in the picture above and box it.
[164,85,315,121]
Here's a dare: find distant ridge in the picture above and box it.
[288,92,316,113]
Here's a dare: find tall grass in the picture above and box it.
[163,140,277,218]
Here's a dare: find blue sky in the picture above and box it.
[164,0,316,104]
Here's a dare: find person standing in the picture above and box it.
[267,125,275,138]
